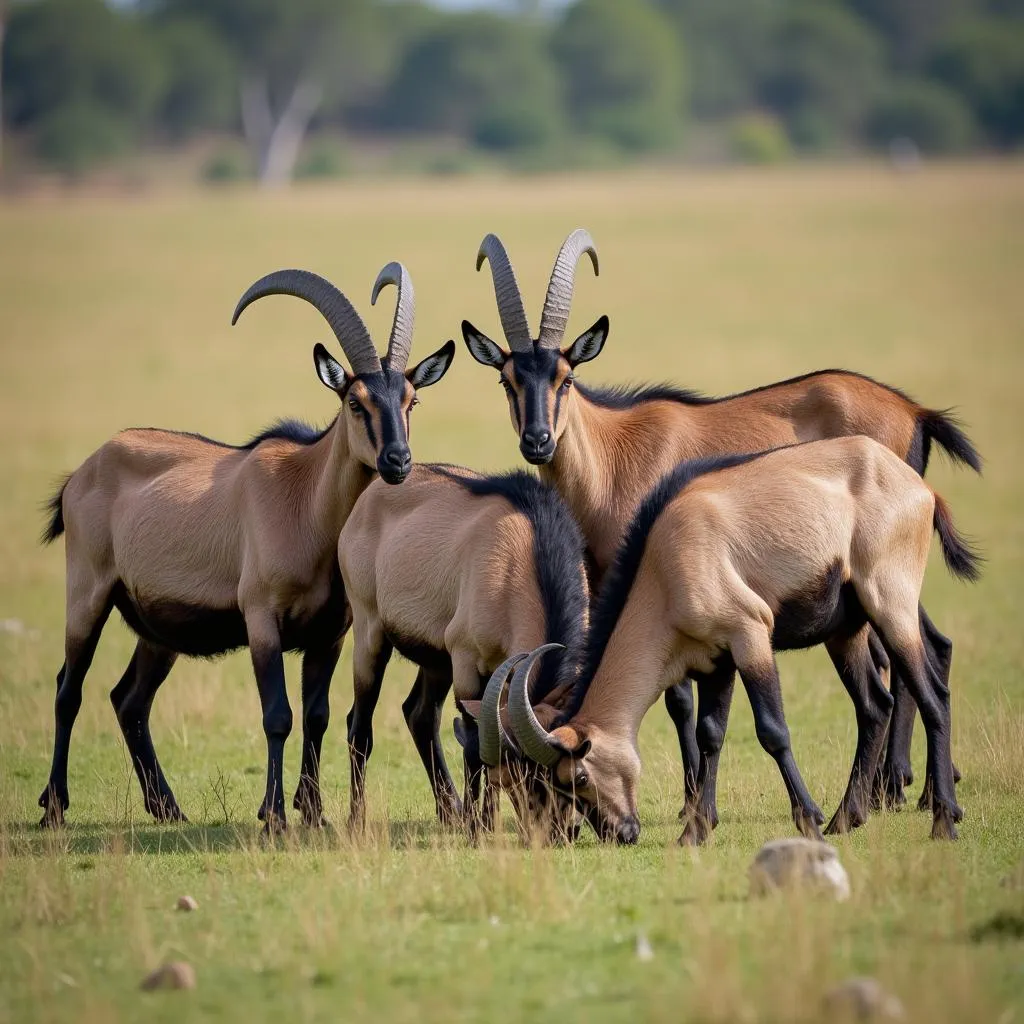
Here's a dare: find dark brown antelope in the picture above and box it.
[461,229,981,834]
[39,264,454,832]
[336,465,587,834]
[488,437,980,845]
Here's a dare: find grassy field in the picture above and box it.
[1,163,1022,1023]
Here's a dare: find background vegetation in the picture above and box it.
[1,0,1024,180]
[0,164,1022,1022]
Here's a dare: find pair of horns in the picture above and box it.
[477,229,599,352]
[231,262,416,375]
[478,643,566,769]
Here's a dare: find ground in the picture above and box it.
[0,163,1022,1023]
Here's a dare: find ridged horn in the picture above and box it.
[538,229,599,350]
[371,261,415,372]
[508,643,565,768]
[476,234,532,352]
[232,269,382,376]
[478,653,528,768]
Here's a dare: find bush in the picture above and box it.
[728,112,790,164]
[867,80,974,153]
[34,99,132,173]
[201,147,253,183]
[472,98,560,153]
[295,137,349,179]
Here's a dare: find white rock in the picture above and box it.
[140,961,196,991]
[176,895,198,912]
[749,837,850,901]
[823,977,905,1020]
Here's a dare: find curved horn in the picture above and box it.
[371,261,415,372]
[538,229,599,350]
[476,234,532,353]
[508,643,565,768]
[478,653,528,767]
[232,269,382,376]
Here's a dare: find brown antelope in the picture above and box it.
[39,264,454,832]
[485,437,980,845]
[336,465,587,833]
[461,229,981,833]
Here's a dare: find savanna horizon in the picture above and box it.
[1,162,1022,1023]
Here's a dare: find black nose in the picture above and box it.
[384,448,411,471]
[522,430,550,451]
[615,818,640,845]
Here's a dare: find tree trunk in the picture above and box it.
[240,74,323,188]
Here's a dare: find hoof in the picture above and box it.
[437,798,465,830]
[148,800,187,824]
[38,809,65,829]
[931,810,959,841]
[678,814,713,847]
[794,805,825,841]
[260,809,287,835]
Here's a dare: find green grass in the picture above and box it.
[1,163,1023,1023]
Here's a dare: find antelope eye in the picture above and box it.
[574,771,588,789]
[561,375,574,390]
[348,399,361,412]
[410,396,420,408]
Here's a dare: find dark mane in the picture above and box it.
[558,449,771,722]
[577,368,918,410]
[132,417,335,451]
[428,466,588,698]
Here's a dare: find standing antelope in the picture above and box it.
[336,466,587,832]
[461,229,980,837]
[39,265,454,831]
[486,437,980,845]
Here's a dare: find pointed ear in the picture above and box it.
[564,315,609,368]
[462,321,508,369]
[408,339,455,390]
[314,343,350,393]
[572,738,592,760]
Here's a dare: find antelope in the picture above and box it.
[461,229,981,836]
[39,264,454,832]
[336,465,588,833]
[486,437,980,845]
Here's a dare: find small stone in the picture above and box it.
[176,895,198,912]
[488,915,500,927]
[824,977,905,1020]
[749,837,850,901]
[140,962,196,992]
[635,932,654,962]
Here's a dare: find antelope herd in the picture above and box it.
[39,230,981,846]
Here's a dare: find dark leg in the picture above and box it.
[39,599,113,827]
[346,640,392,831]
[679,662,736,846]
[878,669,916,809]
[462,724,486,836]
[110,640,183,822]
[824,627,894,834]
[293,642,341,827]
[739,659,824,839]
[916,607,959,810]
[402,666,462,826]
[250,636,293,833]
[664,681,701,811]
[875,619,960,840]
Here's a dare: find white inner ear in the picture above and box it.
[571,330,602,363]
[318,353,348,392]
[466,333,503,368]
[411,353,447,389]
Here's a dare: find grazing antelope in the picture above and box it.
[336,465,588,833]
[39,265,454,831]
[461,229,981,832]
[487,437,980,845]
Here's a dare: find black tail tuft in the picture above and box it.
[933,493,982,583]
[41,477,69,544]
[920,408,982,474]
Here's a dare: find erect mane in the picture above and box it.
[427,465,588,698]
[557,448,772,722]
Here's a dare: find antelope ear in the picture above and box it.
[314,343,350,393]
[564,315,608,367]
[549,725,585,756]
[462,321,508,369]
[459,700,482,722]
[408,339,456,390]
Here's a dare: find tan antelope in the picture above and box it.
[336,466,587,833]
[39,265,454,831]
[484,437,980,845]
[461,229,981,833]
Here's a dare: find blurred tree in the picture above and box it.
[657,0,777,120]
[158,0,380,185]
[929,17,1024,146]
[0,0,7,175]
[385,12,563,151]
[760,3,883,145]
[867,78,975,152]
[5,0,164,171]
[553,0,684,151]
[848,0,975,70]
